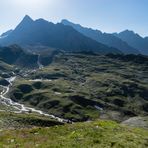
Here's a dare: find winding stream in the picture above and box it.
[37,54,44,69]
[0,76,69,123]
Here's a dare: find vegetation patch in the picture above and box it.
[9,53,148,122]
[0,120,147,147]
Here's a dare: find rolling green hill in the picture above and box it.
[9,53,148,122]
[0,50,148,147]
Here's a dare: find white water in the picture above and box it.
[29,79,52,82]
[0,76,69,123]
[37,54,44,69]
[54,92,62,95]
[94,105,103,111]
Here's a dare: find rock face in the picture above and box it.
[0,78,10,86]
[114,30,148,55]
[0,15,121,55]
[61,19,140,54]
[0,29,13,38]
[122,117,148,128]
[0,45,38,68]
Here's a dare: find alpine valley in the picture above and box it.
[0,15,148,147]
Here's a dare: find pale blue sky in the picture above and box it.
[0,0,147,37]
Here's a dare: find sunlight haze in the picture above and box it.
[0,0,148,37]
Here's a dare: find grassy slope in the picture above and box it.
[0,120,147,148]
[0,53,148,147]
[0,112,63,130]
[10,53,148,122]
[0,60,13,74]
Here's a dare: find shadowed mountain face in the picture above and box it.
[114,30,148,55]
[0,45,38,67]
[0,15,121,54]
[0,30,13,38]
[61,20,140,55]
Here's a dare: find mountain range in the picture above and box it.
[0,15,120,55]
[0,15,148,55]
[61,20,141,55]
[113,30,148,55]
[0,15,148,147]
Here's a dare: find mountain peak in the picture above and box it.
[61,19,72,25]
[61,19,69,23]
[119,30,142,39]
[121,30,135,34]
[17,15,34,27]
[23,15,33,21]
[61,19,80,26]
[61,19,85,31]
[14,15,34,30]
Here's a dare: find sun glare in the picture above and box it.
[13,0,52,7]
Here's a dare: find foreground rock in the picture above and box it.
[122,116,148,128]
[0,78,10,86]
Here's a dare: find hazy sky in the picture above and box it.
[0,0,147,37]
